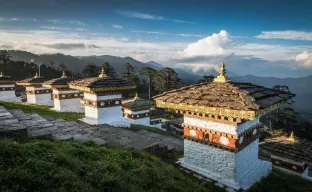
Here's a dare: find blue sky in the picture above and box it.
[1,0,312,77]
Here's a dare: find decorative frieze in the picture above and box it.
[183,123,260,152]
[26,89,52,95]
[184,113,244,125]
[150,119,162,125]
[124,112,150,119]
[83,98,122,108]
[0,87,15,91]
[53,93,83,100]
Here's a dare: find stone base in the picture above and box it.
[34,100,54,107]
[149,123,162,129]
[0,97,22,102]
[80,117,130,128]
[178,158,272,191]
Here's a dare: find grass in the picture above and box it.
[0,101,84,121]
[130,124,182,139]
[0,138,223,192]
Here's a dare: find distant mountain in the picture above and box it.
[7,51,201,85]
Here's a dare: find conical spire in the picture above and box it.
[287,131,295,143]
[61,71,67,78]
[134,92,140,99]
[98,67,107,78]
[34,72,39,78]
[213,62,230,83]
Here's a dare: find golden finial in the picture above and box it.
[213,62,230,83]
[34,72,39,78]
[0,71,4,77]
[61,71,67,78]
[98,67,107,78]
[287,131,295,142]
[134,92,139,99]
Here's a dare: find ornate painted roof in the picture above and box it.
[16,73,47,86]
[69,68,136,93]
[0,72,14,84]
[259,136,312,163]
[123,93,156,110]
[153,63,294,120]
[43,72,72,89]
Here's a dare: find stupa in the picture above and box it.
[153,63,295,190]
[69,68,136,127]
[0,72,21,102]
[123,93,156,126]
[43,71,83,112]
[16,73,53,106]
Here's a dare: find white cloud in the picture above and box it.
[0,17,37,22]
[295,51,312,67]
[256,30,312,41]
[175,30,232,58]
[112,24,123,29]
[114,10,196,24]
[48,19,86,26]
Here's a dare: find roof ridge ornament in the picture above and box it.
[213,62,231,83]
[99,67,108,78]
[287,131,295,143]
[0,71,4,77]
[34,72,39,78]
[61,71,67,78]
[134,92,140,99]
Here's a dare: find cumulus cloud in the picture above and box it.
[114,10,196,24]
[36,43,100,50]
[295,51,312,67]
[256,30,312,41]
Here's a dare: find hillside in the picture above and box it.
[6,51,201,84]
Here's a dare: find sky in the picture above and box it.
[1,0,312,77]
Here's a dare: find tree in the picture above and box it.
[139,67,157,100]
[0,50,12,74]
[49,60,55,69]
[102,62,117,78]
[155,67,181,93]
[197,75,214,83]
[122,63,135,80]
[83,63,98,77]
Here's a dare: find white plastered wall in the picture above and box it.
[52,89,83,112]
[25,87,52,105]
[0,84,21,102]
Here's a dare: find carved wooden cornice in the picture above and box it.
[26,89,52,95]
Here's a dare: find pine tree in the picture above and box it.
[155,67,181,93]
[83,63,98,77]
[139,67,157,100]
[0,50,12,74]
[122,62,135,80]
[102,62,117,77]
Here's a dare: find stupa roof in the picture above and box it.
[0,72,14,84]
[259,135,312,163]
[123,93,156,110]
[69,68,136,93]
[43,71,72,89]
[16,73,47,86]
[153,63,295,120]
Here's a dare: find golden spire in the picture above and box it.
[98,67,107,78]
[34,72,39,78]
[213,62,230,83]
[134,92,140,99]
[61,71,67,78]
[0,71,3,77]
[287,131,295,143]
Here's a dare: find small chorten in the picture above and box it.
[43,72,83,112]
[153,62,295,190]
[213,62,231,83]
[16,72,53,106]
[123,93,157,127]
[0,72,21,102]
[69,69,136,127]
